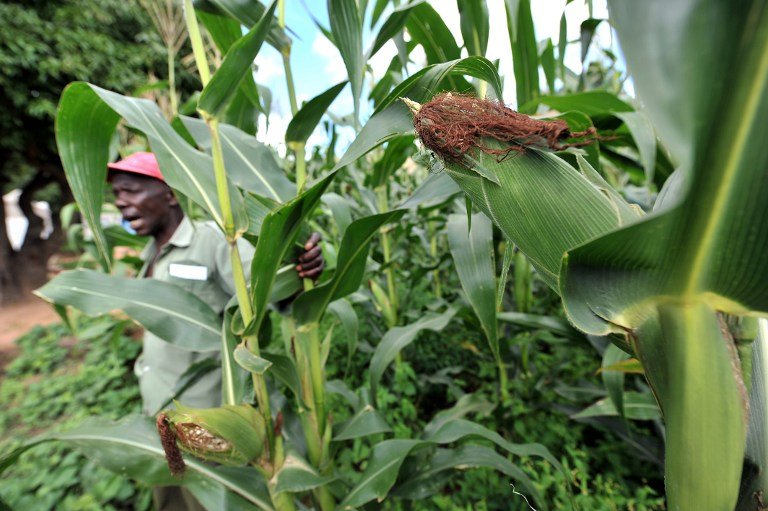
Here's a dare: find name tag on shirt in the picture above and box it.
[168,263,208,281]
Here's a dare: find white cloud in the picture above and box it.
[368,39,398,81]
[430,3,463,47]
[254,51,284,85]
[311,33,348,82]
[257,111,289,158]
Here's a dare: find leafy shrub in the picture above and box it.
[0,316,151,510]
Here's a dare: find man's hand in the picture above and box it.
[296,232,324,280]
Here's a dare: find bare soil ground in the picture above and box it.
[0,293,60,371]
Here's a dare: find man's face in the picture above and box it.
[111,172,177,238]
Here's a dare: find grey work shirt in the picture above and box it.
[135,217,254,415]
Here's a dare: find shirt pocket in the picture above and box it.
[166,261,218,305]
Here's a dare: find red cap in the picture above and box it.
[107,152,165,182]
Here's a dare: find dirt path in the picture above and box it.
[0,295,60,348]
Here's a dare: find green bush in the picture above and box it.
[0,316,151,510]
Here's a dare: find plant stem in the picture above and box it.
[184,0,276,458]
[207,118,236,237]
[281,49,309,194]
[167,47,178,114]
[377,186,398,326]
[429,210,441,299]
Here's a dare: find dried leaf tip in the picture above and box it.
[401,97,422,115]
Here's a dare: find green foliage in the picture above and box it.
[0,316,150,510]
[0,0,194,181]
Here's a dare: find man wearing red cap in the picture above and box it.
[108,152,323,508]
[109,151,323,408]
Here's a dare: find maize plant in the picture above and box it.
[1,1,573,510]
[400,0,768,509]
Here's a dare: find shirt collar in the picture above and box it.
[139,216,194,261]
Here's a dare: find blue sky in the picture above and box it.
[251,0,616,153]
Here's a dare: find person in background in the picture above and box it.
[108,152,323,510]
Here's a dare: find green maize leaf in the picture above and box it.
[57,83,247,237]
[497,312,584,340]
[497,241,515,310]
[392,445,543,508]
[558,11,567,82]
[375,56,504,115]
[369,135,416,188]
[157,357,221,414]
[222,308,247,405]
[447,211,498,360]
[285,81,347,145]
[333,405,392,441]
[406,3,460,64]
[339,439,427,508]
[513,250,533,313]
[540,39,556,93]
[399,170,461,209]
[260,351,304,405]
[370,0,388,27]
[242,193,276,240]
[523,90,633,120]
[198,0,276,119]
[440,149,629,292]
[579,18,602,63]
[293,210,406,326]
[563,0,768,327]
[334,101,414,172]
[737,320,767,510]
[328,0,363,126]
[0,416,274,510]
[425,418,563,473]
[369,308,456,404]
[194,0,290,52]
[370,54,404,109]
[572,391,661,421]
[601,343,629,417]
[598,358,644,374]
[188,481,264,511]
[326,379,361,410]
[35,269,221,351]
[505,0,538,108]
[272,453,335,494]
[55,83,120,270]
[551,111,600,170]
[458,0,489,57]
[339,416,563,508]
[162,403,267,465]
[327,298,359,371]
[631,304,746,509]
[615,111,657,184]
[247,172,336,335]
[323,192,353,236]
[233,343,273,374]
[181,116,294,202]
[196,8,261,134]
[367,1,425,59]
[557,6,768,504]
[369,277,396,327]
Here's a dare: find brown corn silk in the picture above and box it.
[413,93,597,161]
[156,413,186,477]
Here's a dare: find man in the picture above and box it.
[108,152,323,414]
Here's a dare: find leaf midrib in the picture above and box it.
[684,23,768,295]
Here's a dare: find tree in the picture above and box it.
[0,0,194,304]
